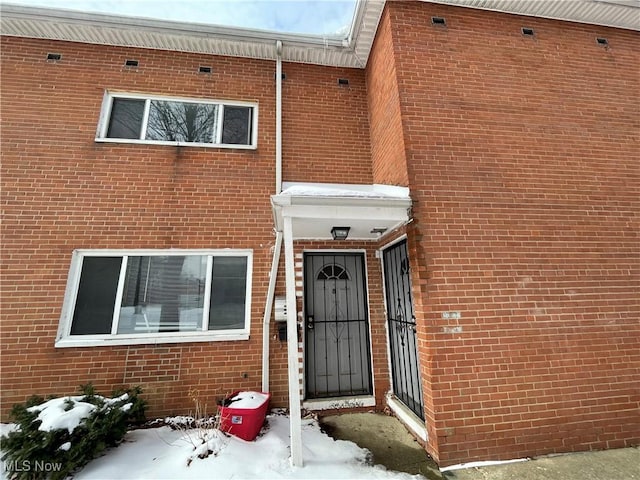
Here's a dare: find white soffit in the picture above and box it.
[272,183,412,241]
[424,0,640,31]
[0,1,386,68]
[1,1,636,69]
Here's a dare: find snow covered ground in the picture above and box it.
[2,412,425,480]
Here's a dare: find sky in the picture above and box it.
[5,0,358,37]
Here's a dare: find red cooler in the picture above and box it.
[218,391,271,441]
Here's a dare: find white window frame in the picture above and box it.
[95,91,258,149]
[55,249,253,348]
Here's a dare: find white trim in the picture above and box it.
[110,256,128,335]
[386,393,428,443]
[101,91,257,108]
[303,395,376,410]
[202,256,214,331]
[57,250,83,339]
[75,248,252,256]
[379,233,408,253]
[96,91,112,138]
[262,232,283,392]
[215,104,224,144]
[440,458,530,473]
[56,249,252,348]
[95,91,258,149]
[94,138,256,150]
[55,332,250,348]
[0,2,386,69]
[379,242,395,412]
[139,99,151,140]
[275,40,283,194]
[280,182,410,199]
[283,215,303,467]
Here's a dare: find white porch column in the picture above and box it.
[283,214,303,467]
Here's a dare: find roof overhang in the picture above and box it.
[271,183,412,241]
[1,0,635,69]
[0,1,385,68]
[425,0,639,31]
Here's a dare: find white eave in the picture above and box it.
[0,1,385,68]
[271,183,412,240]
[0,0,636,70]
[426,0,640,31]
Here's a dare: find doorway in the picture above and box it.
[382,239,424,419]
[304,252,373,398]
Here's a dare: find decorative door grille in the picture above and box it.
[383,239,424,419]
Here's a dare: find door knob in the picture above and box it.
[307,316,314,329]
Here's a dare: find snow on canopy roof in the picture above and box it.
[280,182,410,199]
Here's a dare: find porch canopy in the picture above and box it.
[270,182,412,466]
[272,182,412,240]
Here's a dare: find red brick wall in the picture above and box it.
[365,8,409,187]
[382,2,640,466]
[0,37,372,419]
[282,63,372,184]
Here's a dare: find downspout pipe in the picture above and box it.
[262,39,284,393]
[275,40,283,194]
[261,231,281,393]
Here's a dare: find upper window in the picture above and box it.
[97,93,257,148]
[56,250,252,347]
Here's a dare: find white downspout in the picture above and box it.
[261,40,284,393]
[275,40,283,194]
[261,232,281,392]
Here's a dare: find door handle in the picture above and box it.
[307,316,314,329]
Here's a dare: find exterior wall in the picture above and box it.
[380,2,640,466]
[365,7,409,187]
[282,63,373,184]
[0,37,372,419]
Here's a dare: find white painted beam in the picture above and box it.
[279,204,409,221]
[283,215,303,467]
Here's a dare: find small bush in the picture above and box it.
[1,384,146,480]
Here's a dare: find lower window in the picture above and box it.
[56,250,252,347]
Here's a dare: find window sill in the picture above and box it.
[55,332,250,348]
[94,138,257,150]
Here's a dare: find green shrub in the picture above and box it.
[1,384,146,480]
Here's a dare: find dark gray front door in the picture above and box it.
[382,239,424,419]
[304,253,372,398]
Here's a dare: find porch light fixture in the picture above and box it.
[331,226,350,240]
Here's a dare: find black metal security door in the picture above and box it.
[304,253,372,398]
[383,239,424,419]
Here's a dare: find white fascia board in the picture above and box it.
[0,1,386,68]
[280,204,410,222]
[272,194,411,210]
[422,0,640,31]
[0,3,344,47]
[281,181,410,198]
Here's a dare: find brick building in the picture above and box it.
[1,0,638,468]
